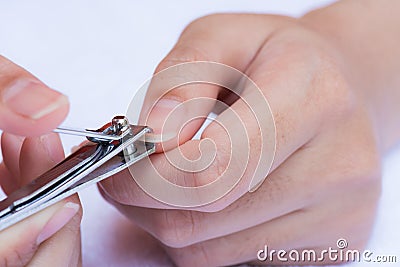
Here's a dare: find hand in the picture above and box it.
[0,56,81,266]
[100,5,396,266]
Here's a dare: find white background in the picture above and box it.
[0,1,399,266]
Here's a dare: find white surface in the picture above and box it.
[0,1,399,266]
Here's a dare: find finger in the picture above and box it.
[160,119,380,266]
[103,107,380,249]
[19,133,64,186]
[164,194,372,267]
[0,55,69,136]
[138,14,290,152]
[103,82,274,210]
[0,132,24,193]
[101,99,266,210]
[27,197,82,267]
[0,162,18,195]
[103,148,312,248]
[0,200,80,266]
[0,130,81,266]
[164,210,307,267]
[101,134,364,248]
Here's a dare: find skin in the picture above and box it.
[2,0,400,266]
[99,0,400,266]
[0,57,81,266]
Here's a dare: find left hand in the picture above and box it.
[0,55,81,266]
[99,12,382,267]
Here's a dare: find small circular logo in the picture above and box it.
[336,238,348,249]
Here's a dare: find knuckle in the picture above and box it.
[261,28,357,132]
[315,53,356,118]
[194,148,229,187]
[279,32,356,119]
[154,210,198,248]
[155,44,210,73]
[288,39,356,120]
[155,13,233,73]
[190,148,238,212]
[178,136,231,188]
[185,13,227,32]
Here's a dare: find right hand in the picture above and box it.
[0,55,82,267]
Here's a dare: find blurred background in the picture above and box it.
[0,1,399,266]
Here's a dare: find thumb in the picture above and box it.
[0,200,80,266]
[0,55,69,136]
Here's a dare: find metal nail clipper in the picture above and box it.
[0,116,155,231]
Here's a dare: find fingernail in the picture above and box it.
[140,132,176,143]
[148,98,182,134]
[3,79,69,120]
[36,202,80,245]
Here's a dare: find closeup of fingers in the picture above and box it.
[102,122,250,210]
[153,26,353,208]
[103,93,273,211]
[104,15,297,211]
[104,147,321,248]
[101,131,251,211]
